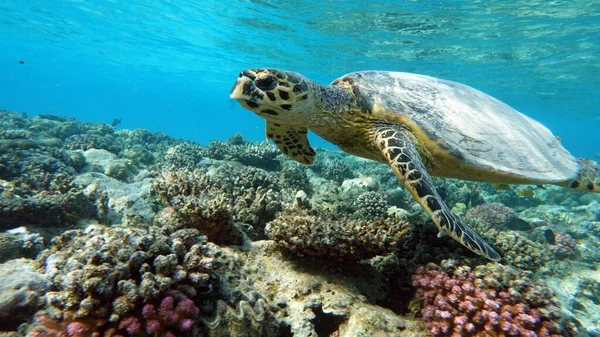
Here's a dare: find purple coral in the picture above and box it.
[465,202,517,229]
[549,232,578,260]
[118,296,199,336]
[412,264,563,337]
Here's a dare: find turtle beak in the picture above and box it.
[230,73,266,111]
[230,75,253,100]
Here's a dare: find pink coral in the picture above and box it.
[118,296,199,336]
[412,264,564,337]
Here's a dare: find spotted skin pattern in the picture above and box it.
[564,158,600,192]
[266,121,316,165]
[231,68,600,262]
[375,126,501,261]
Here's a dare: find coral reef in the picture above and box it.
[266,211,410,260]
[26,224,229,336]
[0,259,49,330]
[64,133,124,154]
[0,230,44,263]
[412,260,566,337]
[314,158,355,184]
[492,231,551,270]
[354,191,389,218]
[162,142,206,170]
[153,167,286,240]
[549,232,579,260]
[2,110,599,337]
[116,296,201,336]
[465,202,530,231]
[231,240,431,337]
[0,137,98,231]
[201,134,282,170]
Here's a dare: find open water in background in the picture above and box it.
[0,0,599,157]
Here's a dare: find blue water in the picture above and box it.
[1,1,599,157]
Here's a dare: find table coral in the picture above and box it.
[411,261,566,337]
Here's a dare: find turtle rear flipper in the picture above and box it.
[561,158,600,192]
[375,126,501,261]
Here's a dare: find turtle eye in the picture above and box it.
[255,75,277,91]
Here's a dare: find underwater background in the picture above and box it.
[1,0,599,157]
[1,1,600,337]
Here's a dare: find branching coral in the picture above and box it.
[202,136,282,170]
[266,211,410,260]
[412,261,565,337]
[153,167,285,240]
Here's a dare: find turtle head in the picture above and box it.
[230,68,314,124]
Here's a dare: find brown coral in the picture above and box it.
[153,168,285,241]
[266,211,411,260]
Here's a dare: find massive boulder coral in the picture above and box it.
[0,259,49,330]
[412,260,567,337]
[229,240,431,337]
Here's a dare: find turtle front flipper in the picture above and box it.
[266,121,316,165]
[375,126,501,261]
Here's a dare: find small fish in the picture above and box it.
[554,135,562,142]
[492,183,511,190]
[111,118,122,127]
[544,229,556,245]
[507,217,533,231]
[19,60,25,64]
[516,188,535,197]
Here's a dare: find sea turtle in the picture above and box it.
[230,69,600,261]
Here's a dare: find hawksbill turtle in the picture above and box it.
[230,69,600,261]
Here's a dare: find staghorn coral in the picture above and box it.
[412,260,565,337]
[265,211,410,260]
